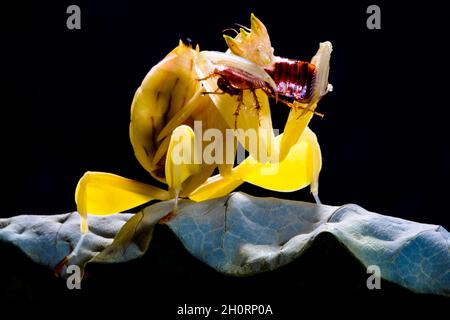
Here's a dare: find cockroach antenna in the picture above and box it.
[235,23,251,32]
[222,28,239,35]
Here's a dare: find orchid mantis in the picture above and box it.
[74,14,332,235]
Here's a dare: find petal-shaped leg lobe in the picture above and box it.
[165,125,201,193]
[130,42,199,183]
[75,172,170,232]
[234,127,321,193]
[279,106,314,161]
[189,127,321,202]
[189,174,243,202]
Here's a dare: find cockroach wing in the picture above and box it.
[198,51,277,92]
[195,51,279,163]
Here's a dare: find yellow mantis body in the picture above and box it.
[73,14,332,238]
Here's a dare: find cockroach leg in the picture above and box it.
[251,89,262,126]
[201,88,225,95]
[233,91,244,129]
[196,73,217,82]
[278,98,324,119]
[251,90,261,112]
[197,73,226,95]
[296,105,324,120]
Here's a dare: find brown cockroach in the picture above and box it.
[265,58,321,112]
[198,65,268,128]
[198,52,324,128]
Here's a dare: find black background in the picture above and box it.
[1,0,449,313]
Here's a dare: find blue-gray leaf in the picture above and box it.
[0,192,448,296]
